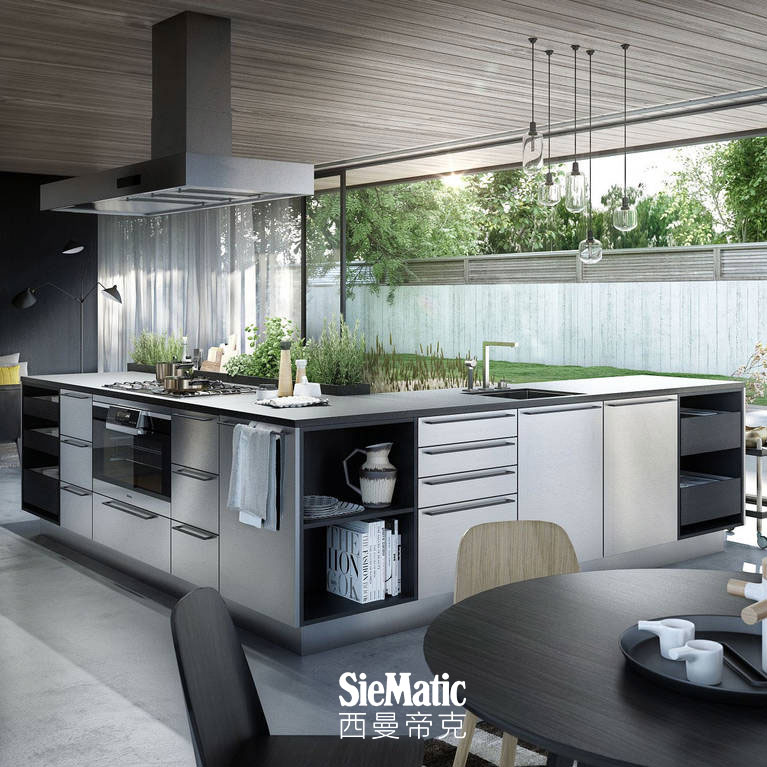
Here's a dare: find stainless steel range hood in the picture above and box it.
[40,12,313,216]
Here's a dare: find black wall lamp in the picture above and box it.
[11,241,122,373]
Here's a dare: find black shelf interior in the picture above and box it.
[21,384,60,523]
[301,421,417,625]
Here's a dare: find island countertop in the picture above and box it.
[22,372,744,428]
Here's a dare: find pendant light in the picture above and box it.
[538,49,562,206]
[579,49,603,264]
[521,37,544,176]
[564,44,586,213]
[613,43,638,232]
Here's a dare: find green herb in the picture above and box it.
[305,316,366,386]
[130,331,185,365]
[224,317,304,379]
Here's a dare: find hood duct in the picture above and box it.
[40,12,314,216]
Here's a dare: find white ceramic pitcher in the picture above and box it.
[343,442,397,508]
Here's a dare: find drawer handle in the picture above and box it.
[61,485,91,497]
[61,391,90,399]
[175,414,217,422]
[173,523,217,540]
[173,467,217,481]
[422,468,515,485]
[606,398,676,407]
[422,439,515,455]
[422,496,516,516]
[61,437,90,448]
[521,404,602,415]
[103,499,157,520]
[423,412,515,425]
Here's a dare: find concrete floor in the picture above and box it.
[0,462,763,766]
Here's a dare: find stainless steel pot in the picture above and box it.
[162,376,207,393]
[155,362,175,382]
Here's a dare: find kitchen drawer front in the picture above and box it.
[419,495,517,599]
[171,464,219,532]
[419,438,517,478]
[60,389,92,442]
[171,523,219,589]
[60,437,92,489]
[171,412,219,474]
[60,484,93,539]
[419,466,517,508]
[418,410,516,447]
[93,493,170,572]
[680,476,742,527]
[680,410,742,456]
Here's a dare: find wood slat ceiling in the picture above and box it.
[1,0,766,183]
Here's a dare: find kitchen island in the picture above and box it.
[20,372,745,653]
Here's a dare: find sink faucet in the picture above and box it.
[482,341,518,389]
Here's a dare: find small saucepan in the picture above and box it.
[163,376,207,393]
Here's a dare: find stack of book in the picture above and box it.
[326,519,402,604]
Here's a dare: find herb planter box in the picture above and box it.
[126,363,370,396]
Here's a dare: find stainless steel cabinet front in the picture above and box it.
[60,437,92,489]
[60,389,92,442]
[418,466,517,508]
[171,412,219,473]
[419,496,517,599]
[171,523,219,589]
[60,484,92,538]
[418,410,517,447]
[418,438,517,478]
[92,493,170,572]
[171,464,219,533]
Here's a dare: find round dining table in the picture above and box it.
[423,568,767,767]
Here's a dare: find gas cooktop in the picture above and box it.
[103,379,265,398]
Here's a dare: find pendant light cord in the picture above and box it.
[587,49,594,229]
[572,44,579,162]
[622,43,629,198]
[529,37,537,124]
[546,49,553,168]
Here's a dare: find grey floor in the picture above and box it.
[0,460,762,766]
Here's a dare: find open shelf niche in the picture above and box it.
[679,391,743,538]
[301,420,417,625]
[21,383,61,523]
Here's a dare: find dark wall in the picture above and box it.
[0,172,98,374]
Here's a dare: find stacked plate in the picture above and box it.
[303,495,365,521]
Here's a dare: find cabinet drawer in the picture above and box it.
[419,438,516,478]
[419,466,516,508]
[60,484,92,538]
[60,389,92,442]
[172,412,219,473]
[93,493,170,572]
[60,437,92,489]
[680,409,741,456]
[171,464,219,533]
[172,523,219,589]
[680,474,742,527]
[419,496,517,599]
[418,410,516,447]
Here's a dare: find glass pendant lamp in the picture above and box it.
[613,43,638,232]
[578,50,603,264]
[521,37,544,176]
[565,44,586,214]
[538,49,562,207]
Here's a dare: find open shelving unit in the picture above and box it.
[21,383,61,523]
[300,420,417,625]
[678,391,743,538]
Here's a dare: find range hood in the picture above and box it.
[40,12,314,216]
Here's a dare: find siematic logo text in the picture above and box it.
[338,672,466,707]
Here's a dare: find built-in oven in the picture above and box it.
[92,396,172,512]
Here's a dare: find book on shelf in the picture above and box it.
[326,518,402,604]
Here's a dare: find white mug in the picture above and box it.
[638,618,695,659]
[668,639,724,685]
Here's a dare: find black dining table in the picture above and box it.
[423,569,767,767]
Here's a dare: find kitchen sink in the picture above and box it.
[463,387,576,399]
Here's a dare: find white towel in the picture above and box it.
[227,422,280,530]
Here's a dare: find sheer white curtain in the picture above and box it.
[98,199,301,371]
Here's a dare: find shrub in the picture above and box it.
[305,317,365,386]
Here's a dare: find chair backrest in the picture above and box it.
[170,588,270,767]
[454,520,579,603]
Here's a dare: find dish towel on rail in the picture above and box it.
[227,422,279,530]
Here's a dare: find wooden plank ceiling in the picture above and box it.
[1,0,766,185]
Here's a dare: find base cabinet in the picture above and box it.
[60,484,92,538]
[518,402,604,562]
[604,396,679,557]
[171,524,219,589]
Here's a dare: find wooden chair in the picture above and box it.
[451,521,580,767]
[171,587,424,767]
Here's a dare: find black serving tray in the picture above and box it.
[621,615,767,706]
